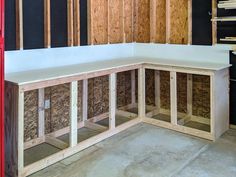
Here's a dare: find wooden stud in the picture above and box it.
[150,0,157,42]
[188,0,192,45]
[67,0,74,46]
[170,71,177,125]
[18,91,24,173]
[70,81,78,147]
[82,79,88,121]
[155,70,160,112]
[44,0,51,48]
[187,74,192,116]
[138,67,145,118]
[131,70,136,104]
[38,88,45,138]
[212,0,217,45]
[109,73,116,129]
[16,0,23,50]
[73,0,80,46]
[87,0,92,45]
[45,136,69,150]
[166,0,170,43]
[84,121,108,132]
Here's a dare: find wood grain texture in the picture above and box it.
[5,82,19,177]
[108,0,123,43]
[160,71,170,110]
[134,0,150,42]
[169,0,188,44]
[124,0,133,42]
[145,69,155,106]
[177,73,187,113]
[156,0,166,43]
[89,0,108,44]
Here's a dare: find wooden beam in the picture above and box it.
[16,0,23,50]
[24,137,45,150]
[187,74,192,116]
[38,88,45,138]
[170,71,177,125]
[82,79,88,121]
[109,73,117,129]
[18,91,24,173]
[188,0,192,44]
[212,0,217,45]
[116,110,138,119]
[131,70,136,104]
[45,136,69,150]
[44,0,51,48]
[166,0,170,43]
[70,81,78,147]
[67,0,74,46]
[73,0,80,46]
[138,67,145,118]
[84,121,108,132]
[150,0,157,42]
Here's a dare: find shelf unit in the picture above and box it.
[212,0,236,45]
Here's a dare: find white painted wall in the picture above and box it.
[5,43,231,74]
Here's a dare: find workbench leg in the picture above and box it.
[187,74,192,117]
[138,68,146,119]
[18,91,24,175]
[170,71,177,125]
[131,70,136,104]
[210,75,215,137]
[82,79,88,122]
[109,73,117,130]
[155,70,160,112]
[70,81,78,147]
[38,88,45,138]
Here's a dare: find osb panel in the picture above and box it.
[24,90,38,141]
[156,0,166,43]
[192,75,210,119]
[134,0,150,42]
[160,71,170,109]
[93,77,104,116]
[117,71,132,108]
[45,84,70,133]
[124,0,133,42]
[45,87,51,134]
[109,0,123,43]
[169,0,188,44]
[90,0,108,44]
[88,78,94,118]
[177,73,187,113]
[102,76,109,113]
[77,81,83,121]
[146,69,155,106]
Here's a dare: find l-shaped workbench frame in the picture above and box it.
[5,57,230,177]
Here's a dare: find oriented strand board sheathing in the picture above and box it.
[156,0,166,43]
[77,81,83,121]
[192,75,210,118]
[108,0,124,43]
[169,0,188,44]
[88,78,94,118]
[145,69,155,106]
[124,0,134,42]
[45,87,51,134]
[89,0,108,44]
[134,0,150,42]
[177,73,187,113]
[160,71,170,110]
[24,90,38,141]
[102,76,109,113]
[93,77,104,116]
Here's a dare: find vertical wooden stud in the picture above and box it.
[73,0,80,46]
[187,74,192,116]
[70,81,78,147]
[44,0,51,48]
[166,0,170,43]
[67,0,74,46]
[131,70,136,104]
[170,71,177,125]
[38,88,45,138]
[212,0,217,45]
[138,68,145,118]
[18,91,24,173]
[188,0,192,45]
[155,70,160,112]
[109,73,116,129]
[82,79,88,122]
[16,0,23,50]
[150,0,157,43]
[210,75,215,136]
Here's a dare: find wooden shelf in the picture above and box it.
[220,37,236,42]
[218,0,236,9]
[212,16,236,22]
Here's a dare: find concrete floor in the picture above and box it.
[29,123,236,177]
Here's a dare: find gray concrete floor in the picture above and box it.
[29,123,236,177]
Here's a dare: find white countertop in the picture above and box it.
[5,57,231,86]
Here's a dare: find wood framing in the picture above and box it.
[109,73,116,129]
[212,0,217,45]
[82,79,88,121]
[44,0,51,48]
[67,0,74,46]
[73,0,80,46]
[170,71,177,125]
[16,0,23,49]
[38,88,45,138]
[138,68,145,118]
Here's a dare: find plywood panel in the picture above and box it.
[177,73,187,113]
[134,0,150,42]
[146,69,155,106]
[156,0,166,43]
[169,0,188,44]
[89,0,108,44]
[108,0,123,43]
[160,71,170,110]
[124,0,133,43]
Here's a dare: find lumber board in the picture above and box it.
[124,0,134,42]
